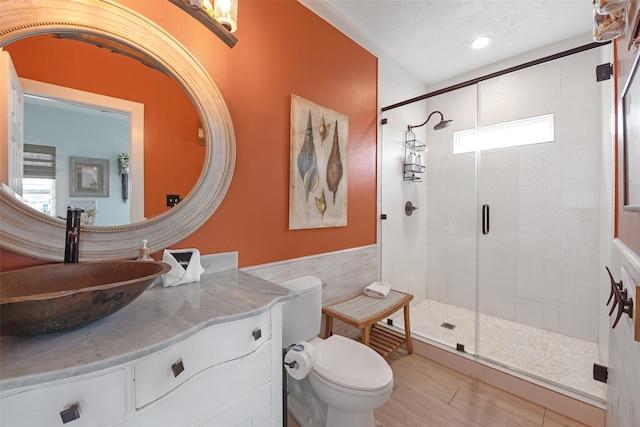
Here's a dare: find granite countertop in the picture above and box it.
[0,269,291,391]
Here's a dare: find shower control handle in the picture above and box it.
[482,204,490,235]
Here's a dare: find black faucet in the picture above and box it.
[64,207,83,263]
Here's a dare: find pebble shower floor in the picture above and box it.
[389,298,606,401]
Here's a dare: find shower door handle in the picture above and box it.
[482,204,490,235]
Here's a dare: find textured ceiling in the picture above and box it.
[322,0,595,86]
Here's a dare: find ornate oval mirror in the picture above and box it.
[0,0,236,261]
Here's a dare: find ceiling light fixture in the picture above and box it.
[213,0,238,33]
[470,36,492,49]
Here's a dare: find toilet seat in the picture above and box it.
[311,335,392,392]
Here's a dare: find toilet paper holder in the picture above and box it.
[284,359,299,369]
[282,342,315,381]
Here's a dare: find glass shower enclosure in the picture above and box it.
[380,44,612,401]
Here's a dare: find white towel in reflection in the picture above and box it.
[364,281,391,298]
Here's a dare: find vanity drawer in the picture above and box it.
[0,369,126,427]
[127,341,272,427]
[134,310,271,408]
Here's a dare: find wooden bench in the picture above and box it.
[322,290,413,358]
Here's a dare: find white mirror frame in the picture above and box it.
[0,0,236,261]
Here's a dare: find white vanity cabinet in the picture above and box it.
[0,269,289,427]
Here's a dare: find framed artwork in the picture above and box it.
[69,157,109,197]
[69,200,97,225]
[289,94,348,230]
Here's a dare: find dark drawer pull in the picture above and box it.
[252,328,262,341]
[60,404,80,424]
[171,360,185,377]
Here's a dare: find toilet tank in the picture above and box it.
[279,275,322,348]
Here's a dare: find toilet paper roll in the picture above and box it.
[284,341,316,380]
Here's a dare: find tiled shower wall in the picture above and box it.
[424,47,610,343]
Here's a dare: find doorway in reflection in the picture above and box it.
[24,94,134,225]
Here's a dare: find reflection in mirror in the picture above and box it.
[3,34,204,225]
[1,0,236,261]
[623,49,640,211]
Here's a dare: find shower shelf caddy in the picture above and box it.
[403,129,425,181]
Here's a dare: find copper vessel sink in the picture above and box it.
[0,261,171,336]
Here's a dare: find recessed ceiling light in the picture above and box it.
[470,36,492,49]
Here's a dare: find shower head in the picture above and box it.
[408,111,454,131]
[433,119,454,130]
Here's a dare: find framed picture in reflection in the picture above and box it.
[69,157,109,197]
[622,51,640,211]
[627,2,640,51]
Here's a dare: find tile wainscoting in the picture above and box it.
[241,245,378,339]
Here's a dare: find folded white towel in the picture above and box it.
[364,281,391,298]
[162,248,205,287]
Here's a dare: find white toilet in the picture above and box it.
[280,276,393,427]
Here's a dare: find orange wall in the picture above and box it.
[0,0,378,269]
[615,38,640,255]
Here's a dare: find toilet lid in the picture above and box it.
[312,335,393,391]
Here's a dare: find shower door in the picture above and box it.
[475,61,566,357]
[474,47,608,399]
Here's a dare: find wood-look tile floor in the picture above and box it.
[287,349,589,427]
